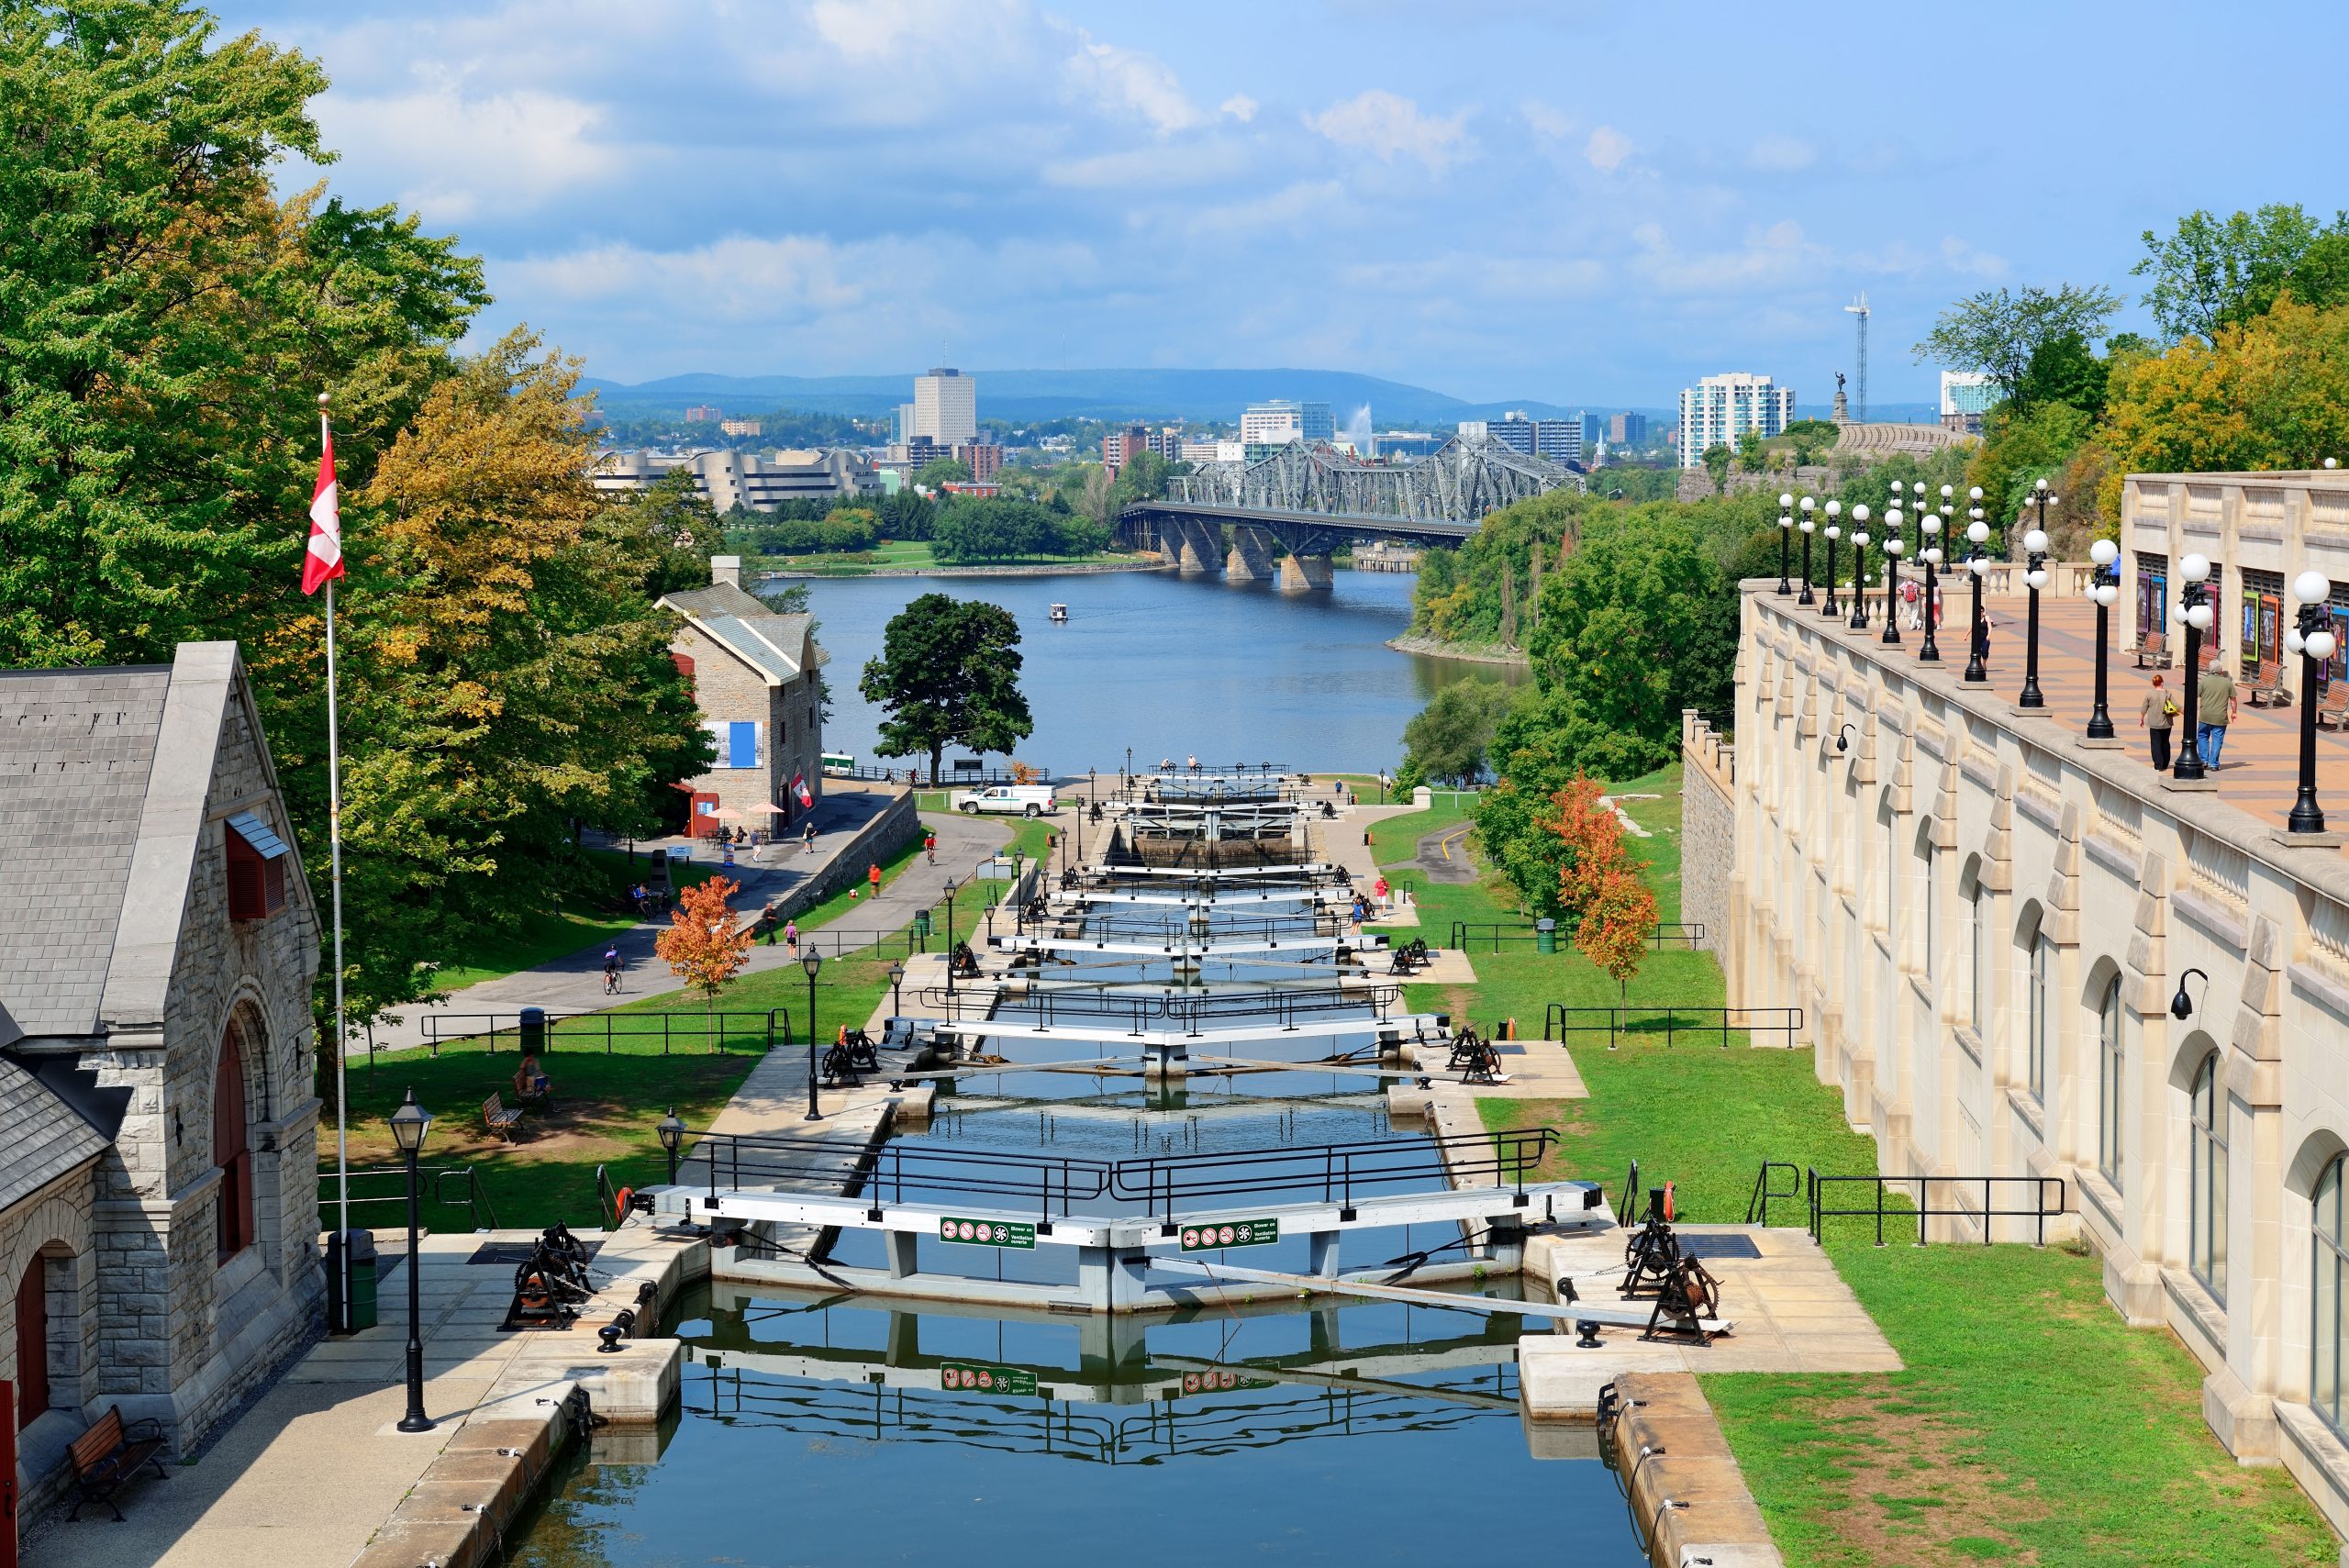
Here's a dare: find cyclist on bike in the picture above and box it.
[602,945,622,994]
[924,831,937,865]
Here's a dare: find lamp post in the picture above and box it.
[1918,507,1943,662]
[1776,494,1794,595]
[2086,539,2121,739]
[1822,501,1842,617]
[887,959,906,1020]
[1880,506,1905,645]
[1963,495,1990,683]
[802,950,824,1120]
[390,1088,434,1434]
[1797,495,1817,606]
[942,878,960,997]
[2018,490,2054,707]
[2287,571,2339,832]
[2175,552,2215,780]
[656,1107,685,1184]
[1847,506,1871,629]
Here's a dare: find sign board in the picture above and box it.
[938,1216,1036,1250]
[1178,1218,1279,1251]
[941,1360,1039,1396]
[666,845,692,861]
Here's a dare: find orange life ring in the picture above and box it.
[612,1185,634,1226]
[1662,1181,1676,1222]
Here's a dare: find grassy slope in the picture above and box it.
[1395,763,2335,1566]
[428,848,715,990]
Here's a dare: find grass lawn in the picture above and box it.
[1404,762,2338,1565]
[427,848,716,991]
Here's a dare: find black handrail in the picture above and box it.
[1542,1003,1803,1049]
[680,1129,1114,1229]
[1745,1161,1801,1226]
[1448,920,1704,953]
[1614,1159,1641,1225]
[329,1164,498,1231]
[1806,1168,2068,1247]
[417,1007,786,1056]
[1110,1129,1556,1228]
[916,982,1407,1032]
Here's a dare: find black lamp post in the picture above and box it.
[2288,571,2339,832]
[1847,507,1871,629]
[656,1107,685,1184]
[1776,494,1794,594]
[802,950,824,1120]
[1797,495,1817,606]
[1879,506,1905,645]
[2018,506,2052,709]
[2086,539,2120,739]
[1963,501,1991,683]
[942,879,960,997]
[887,959,906,1019]
[2174,553,2215,780]
[390,1088,434,1434]
[1919,506,1944,662]
[1821,501,1842,617]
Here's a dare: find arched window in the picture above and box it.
[2098,977,2125,1187]
[14,1261,45,1429]
[215,1029,253,1262]
[2316,1156,2348,1435]
[2027,927,2050,1102]
[2190,1055,2228,1301]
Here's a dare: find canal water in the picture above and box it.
[764,568,1525,776]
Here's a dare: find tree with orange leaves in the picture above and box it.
[1575,866,1659,1002]
[1543,776,1641,923]
[655,874,752,1033]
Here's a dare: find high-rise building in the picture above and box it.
[719,418,763,438]
[685,405,721,423]
[1676,374,1796,469]
[913,368,978,444]
[1533,418,1582,465]
[1462,410,1578,462]
[1608,412,1650,446]
[954,441,1004,483]
[1104,426,1151,468]
[1939,371,1997,435]
[892,403,917,444]
[1240,400,1335,450]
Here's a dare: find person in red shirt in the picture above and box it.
[868,861,883,896]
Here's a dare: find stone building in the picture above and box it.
[659,558,829,837]
[0,643,322,1504]
[1694,473,2349,1545]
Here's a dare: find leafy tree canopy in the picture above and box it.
[1913,284,2122,414]
[858,594,1035,781]
[1399,677,1521,787]
[2134,204,2349,343]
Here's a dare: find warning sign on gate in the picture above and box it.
[1178,1217,1279,1251]
[938,1216,1036,1250]
[941,1359,1039,1397]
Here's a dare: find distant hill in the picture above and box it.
[577,367,1670,428]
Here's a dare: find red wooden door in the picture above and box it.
[691,791,721,838]
[0,1378,17,1568]
[11,1271,41,1430]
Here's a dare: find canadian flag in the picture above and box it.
[792,773,813,807]
[302,417,345,595]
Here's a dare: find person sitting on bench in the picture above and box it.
[514,1053,552,1108]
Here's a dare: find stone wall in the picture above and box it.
[1678,709,1735,958]
[674,620,824,831]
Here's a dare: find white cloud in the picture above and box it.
[316,79,615,222]
[1939,235,2009,278]
[1748,135,1815,172]
[1042,142,1241,189]
[1584,125,1631,172]
[1186,180,1353,239]
[1307,90,1474,172]
[1630,218,1820,295]
[1520,99,1573,141]
[1066,31,1202,135]
[808,0,964,60]
[1220,94,1260,123]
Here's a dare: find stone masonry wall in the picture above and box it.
[1679,710,1735,959]
[771,792,921,931]
[674,622,823,829]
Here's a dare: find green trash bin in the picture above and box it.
[327,1229,379,1332]
[916,908,933,940]
[1535,917,1557,954]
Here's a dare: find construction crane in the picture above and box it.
[1843,293,1870,423]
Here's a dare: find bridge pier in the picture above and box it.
[1225,524,1276,582]
[1168,517,1221,575]
[1277,553,1334,593]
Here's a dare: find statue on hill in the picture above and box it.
[1832,372,1851,424]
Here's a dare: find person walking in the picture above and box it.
[2197,651,2239,770]
[759,902,779,945]
[802,819,818,855]
[784,918,798,955]
[868,861,883,898]
[2139,675,2176,771]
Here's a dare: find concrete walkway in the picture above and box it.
[361,789,1008,1053]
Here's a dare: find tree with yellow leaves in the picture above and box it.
[656,875,753,1032]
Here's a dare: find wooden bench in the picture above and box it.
[69,1407,168,1521]
[2133,629,2170,669]
[482,1092,523,1142]
[2320,683,2349,730]
[2248,659,2288,706]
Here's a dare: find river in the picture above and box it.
[762,567,1526,776]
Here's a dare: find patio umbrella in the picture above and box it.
[705,806,749,822]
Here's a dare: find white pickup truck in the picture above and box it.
[952,784,1059,817]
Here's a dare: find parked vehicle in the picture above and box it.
[953,784,1058,817]
[820,751,855,776]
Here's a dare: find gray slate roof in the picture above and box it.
[0,666,172,1038]
[0,1058,109,1210]
[659,586,828,683]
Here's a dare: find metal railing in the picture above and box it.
[1110,1128,1557,1227]
[418,1008,788,1055]
[328,1165,499,1232]
[917,982,1406,1031]
[1745,1161,1802,1226]
[681,1129,1113,1228]
[1447,920,1705,952]
[1613,1160,1641,1225]
[1806,1168,2069,1247]
[1542,1003,1803,1049]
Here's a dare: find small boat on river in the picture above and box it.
[1049,603,1069,622]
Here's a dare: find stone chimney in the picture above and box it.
[711,554,742,591]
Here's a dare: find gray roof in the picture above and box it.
[0,666,172,1038]
[0,1059,110,1209]
[660,586,828,683]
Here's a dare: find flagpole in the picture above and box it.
[321,393,352,1329]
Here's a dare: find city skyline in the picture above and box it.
[216,0,2349,405]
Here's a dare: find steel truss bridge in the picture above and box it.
[1117,437,1582,587]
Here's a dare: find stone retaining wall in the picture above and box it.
[1679,709,1735,958]
[772,791,921,922]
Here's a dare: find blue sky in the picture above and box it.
[218,0,2349,407]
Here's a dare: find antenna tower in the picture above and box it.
[1843,293,1870,423]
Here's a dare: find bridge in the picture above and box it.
[1118,437,1581,590]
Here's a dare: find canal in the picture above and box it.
[763,568,1525,776]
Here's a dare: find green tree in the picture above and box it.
[1702,443,1732,495]
[618,469,720,596]
[913,456,973,490]
[1399,678,1520,786]
[1107,450,1173,511]
[1735,428,1767,473]
[858,594,1035,782]
[2134,204,2349,343]
[1914,284,2123,413]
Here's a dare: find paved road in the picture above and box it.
[1416,822,1476,883]
[356,793,1009,1053]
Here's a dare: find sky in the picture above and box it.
[217,0,2349,408]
